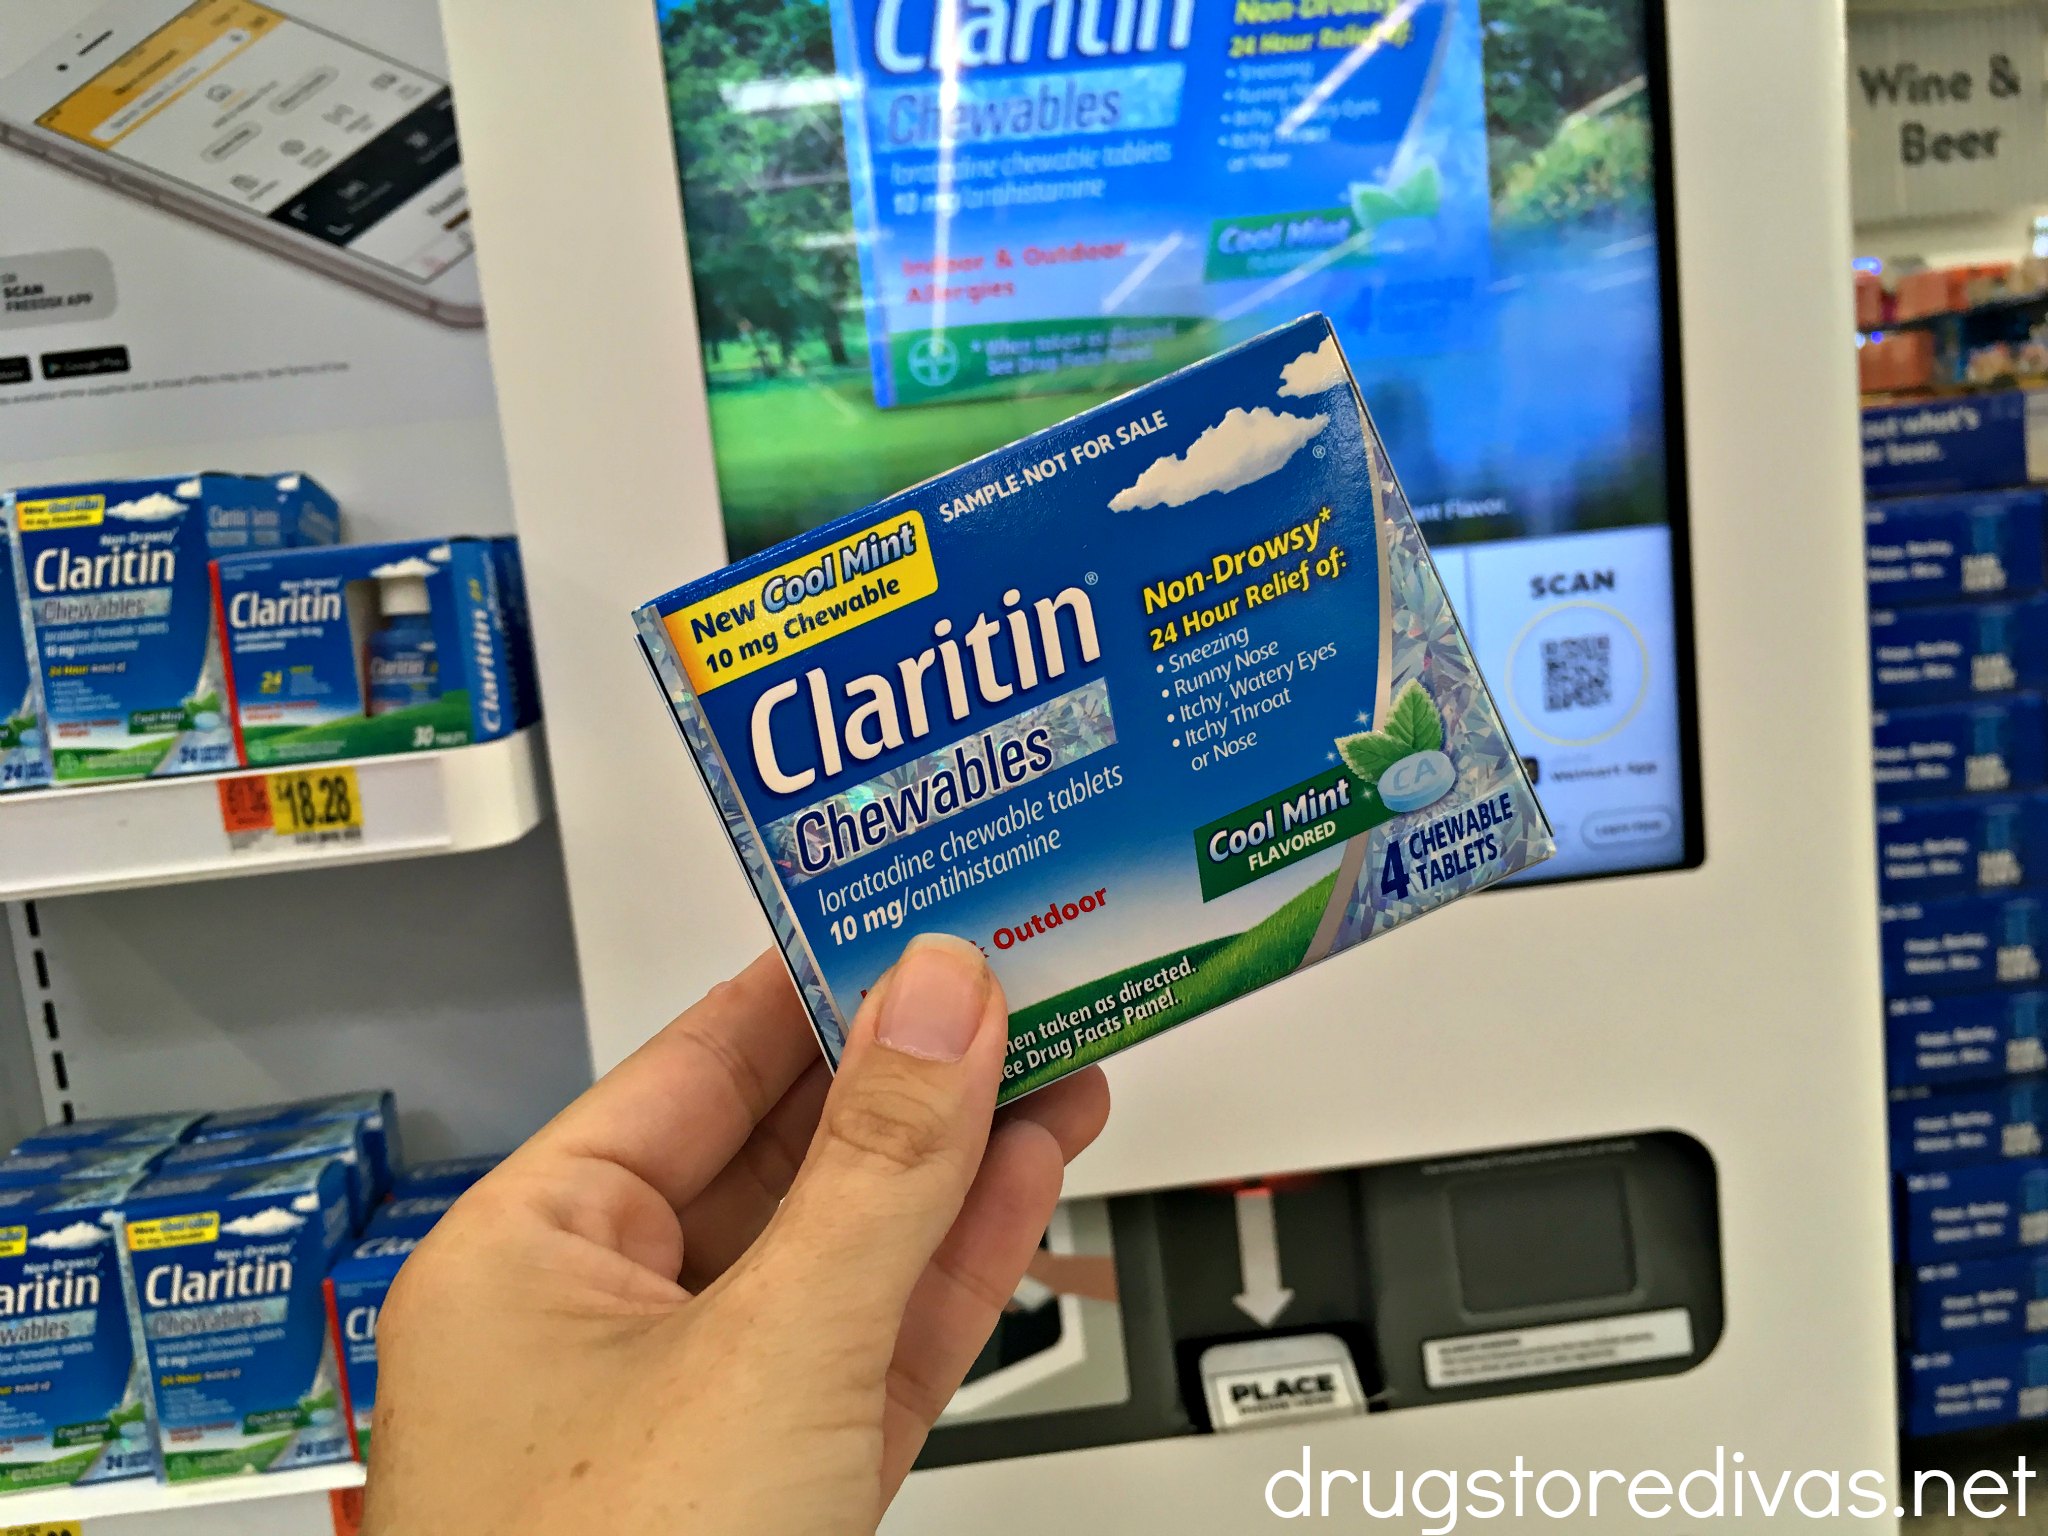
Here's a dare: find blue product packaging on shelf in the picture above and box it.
[391,1156,501,1198]
[4,475,340,784]
[633,316,1553,1103]
[1901,1161,2048,1263]
[1910,1254,2048,1347]
[212,538,526,768]
[157,1125,373,1229]
[1888,991,2048,1088]
[1878,796,2048,903]
[1870,598,2048,707]
[365,1193,459,1239]
[0,1146,167,1191]
[120,1155,354,1483]
[0,529,49,793]
[486,538,541,731]
[0,1176,155,1493]
[324,1225,438,1461]
[1864,392,2048,498]
[9,1114,203,1156]
[1865,490,2047,605]
[1881,895,2048,995]
[195,1093,399,1201]
[1903,1340,2048,1437]
[1890,1076,2048,1170]
[1873,696,2048,801]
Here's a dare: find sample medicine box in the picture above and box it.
[634,316,1552,1103]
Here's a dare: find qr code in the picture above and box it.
[1542,635,1611,711]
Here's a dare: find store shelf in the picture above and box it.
[0,728,548,902]
[0,1459,362,1526]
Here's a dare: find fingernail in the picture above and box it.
[877,934,989,1062]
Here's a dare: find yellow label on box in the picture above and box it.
[15,496,104,533]
[0,1227,24,1260]
[39,0,279,148]
[127,1212,219,1251]
[4,1522,84,1536]
[665,511,937,693]
[268,766,363,837]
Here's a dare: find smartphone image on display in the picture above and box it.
[0,0,484,326]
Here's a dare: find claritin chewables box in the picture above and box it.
[635,317,1552,1101]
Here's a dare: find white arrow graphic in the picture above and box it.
[1232,1188,1294,1328]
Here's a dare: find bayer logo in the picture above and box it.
[908,335,960,389]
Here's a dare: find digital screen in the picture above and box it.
[655,0,1699,881]
[22,0,472,284]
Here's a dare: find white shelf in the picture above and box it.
[0,728,548,902]
[0,1459,362,1527]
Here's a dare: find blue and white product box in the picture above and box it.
[0,1146,166,1192]
[365,1193,460,1240]
[486,538,542,733]
[1879,796,2048,903]
[1881,894,2048,996]
[0,530,49,793]
[1890,1077,2048,1171]
[1864,392,2048,499]
[213,538,530,769]
[1901,1161,2048,1264]
[324,1225,437,1462]
[1911,1254,2048,1347]
[391,1156,501,1198]
[195,1092,400,1201]
[1889,991,2048,1089]
[4,475,340,784]
[1873,696,2048,801]
[634,317,1553,1103]
[825,0,1490,407]
[1902,1341,2048,1438]
[1865,490,2047,606]
[9,1115,203,1156]
[0,1177,155,1494]
[157,1125,373,1229]
[1870,599,2048,708]
[120,1155,354,1483]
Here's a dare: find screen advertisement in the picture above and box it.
[656,0,1697,882]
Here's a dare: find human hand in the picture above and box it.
[362,935,1111,1536]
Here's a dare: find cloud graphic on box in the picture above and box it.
[1277,336,1345,399]
[106,492,188,523]
[370,557,439,581]
[29,1221,108,1251]
[1109,407,1329,512]
[221,1207,305,1237]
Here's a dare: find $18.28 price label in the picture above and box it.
[219,766,366,851]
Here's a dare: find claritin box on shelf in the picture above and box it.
[634,315,1553,1104]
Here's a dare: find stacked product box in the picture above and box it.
[0,475,543,794]
[1867,389,2048,1436]
[0,1091,480,1492]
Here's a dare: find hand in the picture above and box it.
[362,935,1110,1536]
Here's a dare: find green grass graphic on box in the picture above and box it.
[0,1445,102,1492]
[162,1433,294,1483]
[52,736,177,781]
[241,693,474,766]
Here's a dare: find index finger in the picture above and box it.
[523,949,824,1212]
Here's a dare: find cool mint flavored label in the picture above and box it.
[828,0,1489,405]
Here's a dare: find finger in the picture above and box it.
[1003,1065,1110,1164]
[737,934,1007,1368]
[519,949,821,1212]
[675,1059,831,1291]
[878,1117,1069,1497]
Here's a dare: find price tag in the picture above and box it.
[330,1487,365,1536]
[218,766,365,852]
[5,1522,84,1536]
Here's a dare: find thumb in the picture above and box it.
[737,934,1008,1362]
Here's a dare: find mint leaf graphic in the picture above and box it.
[1337,729,1407,788]
[1350,185,1405,229]
[1398,161,1442,218]
[1384,679,1443,754]
[1335,683,1443,792]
